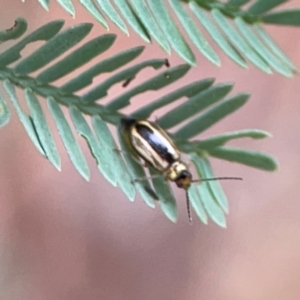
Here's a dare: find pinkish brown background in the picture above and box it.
[0,1,300,299]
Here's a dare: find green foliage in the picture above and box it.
[32,0,299,75]
[0,93,10,127]
[47,97,90,180]
[190,154,227,227]
[25,90,61,171]
[69,106,117,186]
[0,19,279,225]
[262,9,300,26]
[92,115,136,201]
[0,17,27,42]
[208,147,278,171]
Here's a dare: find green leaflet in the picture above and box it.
[150,168,178,223]
[188,184,208,224]
[169,0,220,66]
[0,92,10,128]
[79,0,108,29]
[148,0,196,65]
[60,46,144,94]
[262,9,300,27]
[3,80,45,156]
[0,20,64,67]
[227,0,250,5]
[130,0,170,53]
[25,89,61,171]
[95,0,128,34]
[248,0,289,15]
[190,3,247,68]
[47,97,90,181]
[212,9,272,74]
[200,158,229,214]
[179,129,271,151]
[132,78,215,119]
[82,59,166,103]
[208,147,278,171]
[14,23,93,75]
[69,106,117,186]
[57,0,76,16]
[190,153,227,227]
[158,83,233,129]
[235,17,293,77]
[174,93,249,140]
[38,0,49,11]
[106,64,191,110]
[37,34,116,83]
[253,24,297,72]
[92,115,136,201]
[114,0,151,43]
[0,17,27,43]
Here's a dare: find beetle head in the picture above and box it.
[175,170,192,190]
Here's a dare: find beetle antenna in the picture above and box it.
[192,177,243,183]
[186,190,192,225]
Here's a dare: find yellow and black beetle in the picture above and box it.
[121,118,241,223]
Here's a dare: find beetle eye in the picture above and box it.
[121,117,136,130]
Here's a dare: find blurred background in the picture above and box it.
[0,1,300,299]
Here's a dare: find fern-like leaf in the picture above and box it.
[30,0,299,75]
[0,19,278,225]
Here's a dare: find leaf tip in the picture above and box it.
[266,132,273,138]
[265,68,273,75]
[270,159,280,171]
[203,219,208,225]
[215,59,222,67]
[240,92,251,102]
[171,216,178,223]
[128,192,136,202]
[215,216,227,228]
[185,54,197,67]
[83,172,90,182]
[220,221,227,229]
[223,207,229,215]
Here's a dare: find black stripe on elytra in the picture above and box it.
[136,124,175,164]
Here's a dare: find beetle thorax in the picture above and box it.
[166,161,192,190]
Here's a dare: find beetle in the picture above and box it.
[121,117,241,223]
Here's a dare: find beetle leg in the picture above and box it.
[143,185,159,201]
[131,173,163,183]
[113,148,143,165]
